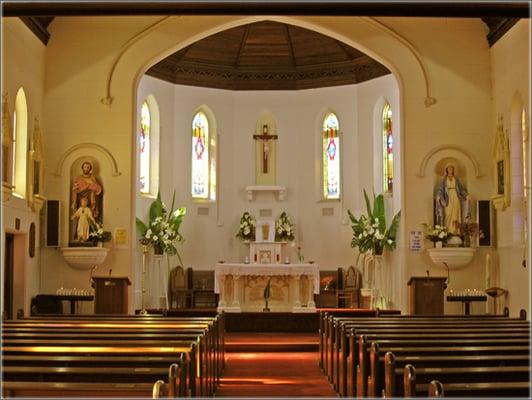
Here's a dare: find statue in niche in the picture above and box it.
[70,160,103,244]
[435,163,470,235]
[71,196,96,242]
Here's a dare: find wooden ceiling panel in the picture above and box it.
[146,21,393,90]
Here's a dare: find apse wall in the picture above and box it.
[136,74,403,307]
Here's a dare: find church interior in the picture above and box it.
[1,1,531,398]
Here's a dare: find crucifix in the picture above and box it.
[253,124,278,174]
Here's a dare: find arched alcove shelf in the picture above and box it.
[417,145,483,178]
[54,143,121,177]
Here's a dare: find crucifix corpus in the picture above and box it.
[253,124,278,174]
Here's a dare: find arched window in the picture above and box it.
[13,88,28,198]
[139,100,151,194]
[322,112,340,200]
[382,103,393,193]
[191,110,216,200]
[138,95,160,196]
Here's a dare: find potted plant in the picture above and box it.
[136,191,186,259]
[423,224,449,248]
[236,211,256,241]
[275,211,295,242]
[347,189,401,257]
[88,222,112,247]
[454,217,484,247]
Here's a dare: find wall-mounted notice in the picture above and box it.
[410,230,423,252]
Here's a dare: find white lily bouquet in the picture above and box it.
[423,223,449,243]
[136,191,186,256]
[236,211,256,241]
[275,211,295,241]
[88,222,112,245]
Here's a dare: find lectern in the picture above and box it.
[407,276,446,315]
[93,276,131,314]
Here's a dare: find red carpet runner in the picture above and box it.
[216,333,338,397]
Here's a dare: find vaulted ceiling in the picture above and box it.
[145,21,391,90]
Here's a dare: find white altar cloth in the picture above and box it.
[214,263,319,312]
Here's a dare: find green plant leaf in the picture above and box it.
[136,217,147,235]
[149,191,164,225]
[363,189,373,218]
[373,194,386,232]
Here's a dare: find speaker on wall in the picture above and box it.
[477,199,493,247]
[45,200,60,247]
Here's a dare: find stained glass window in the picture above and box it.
[382,103,393,193]
[192,111,216,200]
[139,100,150,193]
[13,88,28,198]
[323,112,340,200]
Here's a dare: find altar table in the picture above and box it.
[214,263,319,313]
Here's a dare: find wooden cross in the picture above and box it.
[253,125,278,174]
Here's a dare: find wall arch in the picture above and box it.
[115,15,428,313]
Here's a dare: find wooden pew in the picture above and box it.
[399,361,530,397]
[367,338,530,397]
[323,313,523,390]
[5,314,225,393]
[333,317,528,395]
[2,346,193,398]
[3,315,225,397]
[426,378,530,398]
[337,319,529,397]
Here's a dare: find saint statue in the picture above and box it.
[70,161,103,242]
[435,163,470,235]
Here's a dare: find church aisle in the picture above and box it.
[216,333,338,397]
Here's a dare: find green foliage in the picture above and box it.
[136,191,186,257]
[348,189,401,256]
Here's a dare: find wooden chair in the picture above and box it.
[336,266,361,308]
[191,270,218,308]
[315,269,342,308]
[168,266,192,308]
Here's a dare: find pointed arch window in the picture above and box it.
[13,88,28,198]
[382,103,393,193]
[139,100,151,194]
[192,110,216,200]
[322,112,340,200]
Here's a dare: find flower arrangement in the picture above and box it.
[236,211,256,241]
[275,211,295,241]
[297,245,304,263]
[88,221,112,244]
[423,224,449,243]
[348,189,401,256]
[454,218,484,246]
[136,191,186,257]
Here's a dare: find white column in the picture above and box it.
[307,274,316,309]
[218,275,227,307]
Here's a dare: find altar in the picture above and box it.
[214,263,319,313]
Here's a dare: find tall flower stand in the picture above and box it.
[140,244,149,314]
[151,253,169,309]
[361,254,391,309]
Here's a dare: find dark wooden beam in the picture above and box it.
[19,16,50,45]
[484,17,521,46]
[2,2,530,18]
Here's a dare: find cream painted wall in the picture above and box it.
[490,19,531,317]
[2,15,529,315]
[136,75,404,308]
[1,18,46,317]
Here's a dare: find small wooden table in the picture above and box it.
[51,294,94,314]
[447,295,487,315]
